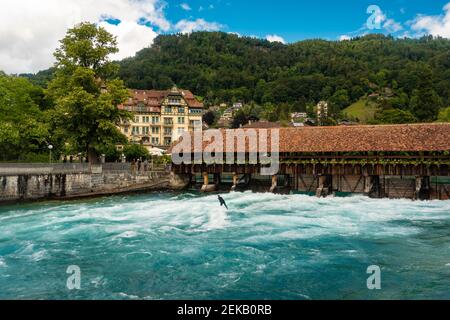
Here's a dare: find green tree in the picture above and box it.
[124,144,149,161]
[202,111,216,126]
[409,66,442,121]
[372,109,417,124]
[0,73,51,161]
[47,22,130,163]
[329,89,350,111]
[231,109,249,128]
[437,107,450,122]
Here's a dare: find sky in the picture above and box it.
[1,0,450,74]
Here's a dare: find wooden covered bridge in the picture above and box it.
[170,124,450,200]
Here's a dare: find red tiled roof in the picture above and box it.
[169,124,450,153]
[119,89,204,110]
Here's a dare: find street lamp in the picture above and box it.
[48,145,54,164]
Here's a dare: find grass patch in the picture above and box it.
[343,99,379,123]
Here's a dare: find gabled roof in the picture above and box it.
[119,88,204,110]
[169,123,450,153]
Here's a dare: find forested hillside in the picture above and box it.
[119,32,450,122]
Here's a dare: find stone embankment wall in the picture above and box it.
[0,163,187,203]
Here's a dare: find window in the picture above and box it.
[143,116,150,123]
[189,109,202,114]
[143,127,149,135]
[164,138,172,146]
[152,117,159,124]
[164,118,173,125]
[169,98,181,105]
[152,137,159,145]
[132,127,139,135]
[164,128,172,135]
[178,117,185,124]
[178,107,185,114]
[152,127,160,134]
[177,128,185,135]
[134,116,140,123]
[124,127,129,133]
[165,107,172,113]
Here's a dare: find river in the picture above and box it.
[0,192,449,300]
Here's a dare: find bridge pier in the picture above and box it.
[201,172,217,192]
[362,175,381,198]
[269,175,277,193]
[316,175,332,198]
[231,173,238,191]
[415,176,430,200]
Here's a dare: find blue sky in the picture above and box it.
[1,0,450,74]
[161,0,450,42]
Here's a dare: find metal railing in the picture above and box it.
[0,163,169,176]
[0,163,91,175]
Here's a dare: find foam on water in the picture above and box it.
[0,192,450,299]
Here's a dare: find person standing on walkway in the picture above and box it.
[137,159,142,173]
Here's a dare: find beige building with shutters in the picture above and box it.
[118,87,204,150]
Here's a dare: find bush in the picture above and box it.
[123,144,149,161]
[437,107,450,122]
[98,143,122,162]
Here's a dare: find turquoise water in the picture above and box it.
[0,192,450,300]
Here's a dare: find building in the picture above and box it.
[317,101,328,125]
[291,112,308,120]
[118,87,204,149]
[222,108,235,119]
[233,102,243,109]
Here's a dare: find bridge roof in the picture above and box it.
[169,123,450,153]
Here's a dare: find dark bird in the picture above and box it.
[218,195,228,210]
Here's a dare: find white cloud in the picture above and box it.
[0,0,169,74]
[374,10,387,27]
[175,19,223,34]
[383,18,403,33]
[365,5,403,34]
[266,34,286,44]
[100,20,158,60]
[411,3,450,38]
[228,32,242,37]
[339,35,351,41]
[180,3,192,11]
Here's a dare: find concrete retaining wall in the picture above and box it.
[0,164,174,203]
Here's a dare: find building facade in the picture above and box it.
[118,87,204,149]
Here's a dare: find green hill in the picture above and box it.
[343,99,379,123]
[118,32,450,122]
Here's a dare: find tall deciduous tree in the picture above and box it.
[0,73,50,161]
[47,22,130,163]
